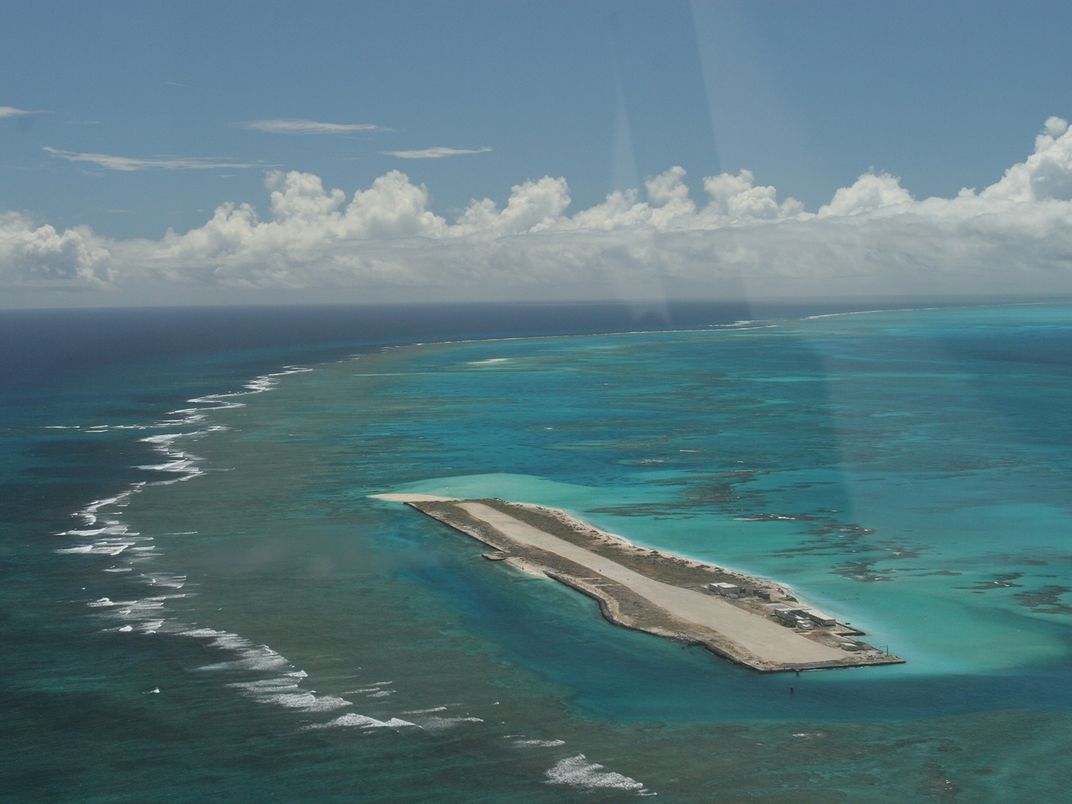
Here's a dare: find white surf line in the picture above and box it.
[43,423,158,432]
[54,362,414,729]
[512,737,566,748]
[507,731,654,794]
[395,323,769,348]
[303,713,416,730]
[466,357,512,365]
[545,754,650,795]
[801,298,1052,323]
[802,305,945,321]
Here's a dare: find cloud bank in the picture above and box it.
[1,105,36,119]
[6,118,1072,302]
[43,146,264,172]
[383,146,494,160]
[245,119,388,135]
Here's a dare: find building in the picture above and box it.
[801,609,837,627]
[707,582,740,598]
[764,603,798,625]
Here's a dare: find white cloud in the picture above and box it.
[267,170,346,221]
[344,170,448,237]
[6,117,1072,301]
[456,176,570,236]
[818,172,914,217]
[382,146,493,159]
[245,118,388,134]
[0,105,35,118]
[645,165,689,205]
[980,116,1072,202]
[703,170,788,220]
[0,212,112,287]
[43,146,264,172]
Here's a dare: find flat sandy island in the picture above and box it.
[376,494,903,673]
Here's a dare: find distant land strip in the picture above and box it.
[372,493,904,673]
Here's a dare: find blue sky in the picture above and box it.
[3,1,1072,305]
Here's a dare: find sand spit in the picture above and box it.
[383,496,903,673]
[369,493,461,503]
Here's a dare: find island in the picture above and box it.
[373,494,904,673]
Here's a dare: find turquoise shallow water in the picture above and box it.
[5,303,1072,800]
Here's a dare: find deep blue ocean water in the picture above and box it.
[3,300,1071,801]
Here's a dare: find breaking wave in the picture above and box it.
[545,754,647,793]
[48,364,415,729]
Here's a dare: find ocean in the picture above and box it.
[2,300,1071,801]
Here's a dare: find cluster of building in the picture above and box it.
[763,603,837,629]
[704,581,838,629]
[704,581,778,601]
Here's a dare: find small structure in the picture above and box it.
[801,609,837,627]
[765,603,798,625]
[765,602,795,614]
[707,582,740,598]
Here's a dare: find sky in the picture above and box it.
[3,0,1072,307]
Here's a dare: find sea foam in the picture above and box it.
[514,738,566,748]
[53,362,376,730]
[303,713,416,730]
[545,754,646,792]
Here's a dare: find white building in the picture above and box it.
[801,609,837,627]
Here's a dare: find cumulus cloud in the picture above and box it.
[382,146,493,159]
[818,172,913,217]
[456,176,570,236]
[244,118,388,134]
[980,116,1072,202]
[0,212,112,287]
[703,169,804,221]
[43,146,263,172]
[6,117,1072,300]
